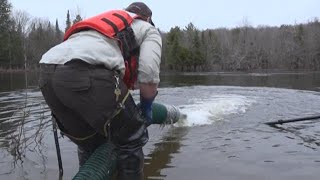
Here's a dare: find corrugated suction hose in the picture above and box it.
[72,103,182,180]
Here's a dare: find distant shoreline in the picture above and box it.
[0,68,39,73]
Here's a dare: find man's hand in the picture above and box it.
[139,83,158,125]
[140,95,155,125]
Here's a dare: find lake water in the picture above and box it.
[1,71,320,180]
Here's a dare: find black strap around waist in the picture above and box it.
[40,59,106,70]
[64,59,106,69]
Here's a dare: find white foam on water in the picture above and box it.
[175,94,255,127]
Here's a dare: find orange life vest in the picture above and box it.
[64,10,139,89]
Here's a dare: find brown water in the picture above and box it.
[1,71,320,180]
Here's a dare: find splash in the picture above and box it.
[175,94,255,127]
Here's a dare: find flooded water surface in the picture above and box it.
[1,71,320,180]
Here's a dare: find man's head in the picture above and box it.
[125,2,155,26]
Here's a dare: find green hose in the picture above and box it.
[72,102,181,180]
[72,143,117,180]
[151,103,181,124]
[151,103,168,124]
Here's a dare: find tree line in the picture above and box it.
[0,0,81,70]
[1,0,320,71]
[163,21,320,71]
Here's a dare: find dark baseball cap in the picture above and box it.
[125,2,155,26]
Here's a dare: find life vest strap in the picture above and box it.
[101,18,119,34]
[112,13,130,27]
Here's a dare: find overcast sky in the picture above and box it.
[10,0,320,32]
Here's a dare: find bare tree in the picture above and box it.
[12,9,31,70]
